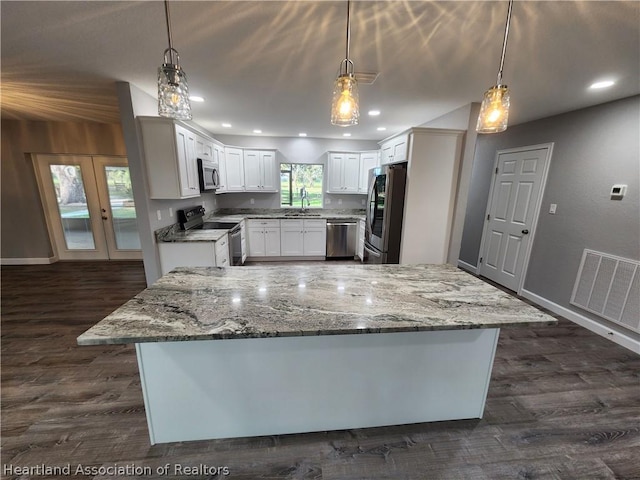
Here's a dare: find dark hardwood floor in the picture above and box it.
[2,261,639,480]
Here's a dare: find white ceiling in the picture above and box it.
[2,1,638,141]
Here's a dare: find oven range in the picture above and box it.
[177,206,243,266]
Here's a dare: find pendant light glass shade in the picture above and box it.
[331,64,359,126]
[157,1,192,120]
[476,84,510,133]
[158,48,192,120]
[476,0,513,134]
[330,1,359,127]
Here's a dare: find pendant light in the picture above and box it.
[330,0,359,127]
[476,0,514,134]
[158,0,192,120]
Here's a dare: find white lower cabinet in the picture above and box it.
[357,219,365,261]
[280,219,327,256]
[247,219,281,257]
[158,234,229,275]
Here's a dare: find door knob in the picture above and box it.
[522,229,529,235]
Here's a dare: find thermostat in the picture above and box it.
[610,184,627,200]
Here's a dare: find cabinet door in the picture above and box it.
[214,234,230,267]
[264,228,281,256]
[342,153,360,193]
[243,150,262,191]
[247,227,265,256]
[260,151,278,191]
[303,228,327,256]
[158,243,215,275]
[359,152,379,193]
[214,144,227,193]
[380,143,393,165]
[327,153,344,193]
[185,131,199,193]
[225,147,245,191]
[392,137,408,163]
[174,125,199,197]
[280,220,304,256]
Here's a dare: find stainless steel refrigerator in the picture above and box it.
[363,162,407,264]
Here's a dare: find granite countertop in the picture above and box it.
[156,209,365,243]
[77,264,557,345]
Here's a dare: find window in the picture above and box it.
[280,163,323,208]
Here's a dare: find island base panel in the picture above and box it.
[135,329,500,444]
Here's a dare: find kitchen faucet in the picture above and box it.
[300,186,309,211]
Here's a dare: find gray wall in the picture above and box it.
[1,119,127,260]
[213,134,378,210]
[460,95,639,332]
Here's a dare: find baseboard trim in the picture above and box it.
[520,289,640,355]
[1,256,58,265]
[457,260,478,274]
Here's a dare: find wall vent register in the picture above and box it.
[570,249,639,333]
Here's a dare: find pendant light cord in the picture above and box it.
[345,0,351,61]
[164,0,175,64]
[496,0,513,86]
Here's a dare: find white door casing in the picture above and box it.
[479,144,553,292]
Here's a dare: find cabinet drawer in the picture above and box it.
[248,219,280,228]
[303,219,327,228]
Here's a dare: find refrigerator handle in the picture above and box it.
[368,176,377,233]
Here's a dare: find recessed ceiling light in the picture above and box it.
[189,96,205,102]
[368,110,381,116]
[298,133,307,137]
[589,80,615,89]
[253,129,262,134]
[221,123,232,128]
[343,133,352,137]
[377,127,387,131]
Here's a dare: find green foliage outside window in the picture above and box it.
[281,164,324,208]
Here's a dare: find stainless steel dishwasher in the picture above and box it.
[326,219,358,258]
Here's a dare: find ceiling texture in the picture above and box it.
[1,1,638,140]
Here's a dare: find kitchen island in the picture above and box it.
[78,264,556,444]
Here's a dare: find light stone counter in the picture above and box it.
[77,264,556,345]
[77,263,558,444]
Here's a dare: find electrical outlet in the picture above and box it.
[549,203,557,214]
[156,210,162,221]
[169,207,173,217]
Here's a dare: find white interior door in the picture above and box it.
[479,145,552,291]
[34,154,141,261]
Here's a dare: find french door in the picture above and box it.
[34,154,142,260]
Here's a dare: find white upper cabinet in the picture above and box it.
[244,150,278,192]
[196,135,214,160]
[214,143,227,193]
[224,147,245,191]
[327,152,360,194]
[380,134,408,165]
[138,117,200,199]
[359,151,379,193]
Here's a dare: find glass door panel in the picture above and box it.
[93,157,142,260]
[49,164,96,250]
[104,166,141,250]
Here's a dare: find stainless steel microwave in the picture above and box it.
[197,158,220,192]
